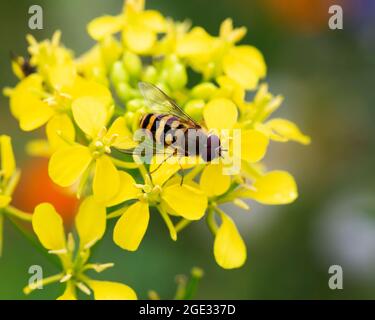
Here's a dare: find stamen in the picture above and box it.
[60,273,72,283]
[76,282,91,296]
[48,248,68,255]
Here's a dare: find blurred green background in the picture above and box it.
[1,0,375,299]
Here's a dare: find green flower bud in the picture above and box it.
[155,82,171,96]
[166,63,187,90]
[123,51,142,79]
[115,82,133,102]
[142,65,158,83]
[191,82,218,100]
[124,111,135,129]
[127,99,146,112]
[110,61,128,84]
[184,99,205,122]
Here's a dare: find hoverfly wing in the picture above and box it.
[117,132,188,159]
[138,82,201,128]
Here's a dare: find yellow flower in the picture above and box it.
[241,84,311,145]
[24,196,137,300]
[7,72,113,153]
[177,18,266,89]
[203,97,269,163]
[26,31,76,90]
[113,159,207,251]
[76,35,122,85]
[48,98,136,203]
[0,135,17,209]
[88,0,166,54]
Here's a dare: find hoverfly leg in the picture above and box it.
[177,156,185,186]
[149,152,175,174]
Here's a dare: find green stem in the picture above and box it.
[157,206,177,241]
[5,205,32,222]
[206,208,218,235]
[0,213,3,257]
[111,158,140,169]
[6,215,60,268]
[175,218,192,233]
[185,164,205,181]
[107,206,129,219]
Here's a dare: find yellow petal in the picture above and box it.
[75,196,106,249]
[107,117,138,149]
[214,213,247,269]
[203,98,238,130]
[150,157,181,186]
[57,283,77,300]
[46,114,75,151]
[141,10,166,31]
[0,135,16,179]
[249,171,298,205]
[265,118,311,145]
[124,25,156,54]
[162,184,207,220]
[200,164,231,197]
[223,45,266,89]
[9,74,43,120]
[0,195,11,208]
[113,201,149,251]
[49,145,92,187]
[106,171,139,207]
[241,129,269,163]
[19,101,54,131]
[67,76,112,107]
[177,27,214,57]
[93,156,120,204]
[87,15,124,40]
[32,203,66,251]
[72,97,108,138]
[89,280,137,300]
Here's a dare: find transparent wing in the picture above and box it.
[116,130,189,158]
[138,82,201,128]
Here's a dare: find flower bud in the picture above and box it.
[191,82,218,100]
[110,61,128,84]
[184,99,205,122]
[166,63,187,90]
[123,51,142,79]
[127,99,146,112]
[142,65,158,83]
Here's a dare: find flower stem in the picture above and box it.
[175,218,192,233]
[157,206,177,241]
[0,213,3,257]
[111,158,140,169]
[185,164,205,181]
[107,206,129,219]
[5,205,32,222]
[206,208,218,235]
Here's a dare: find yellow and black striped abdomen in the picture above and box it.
[139,113,189,146]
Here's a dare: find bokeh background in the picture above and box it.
[1,0,375,299]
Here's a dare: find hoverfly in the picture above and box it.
[117,82,225,183]
[133,82,223,165]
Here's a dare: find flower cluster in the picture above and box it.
[1,0,309,298]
